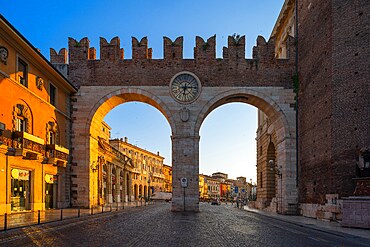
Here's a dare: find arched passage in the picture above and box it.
[71,87,176,208]
[71,84,296,213]
[194,88,297,214]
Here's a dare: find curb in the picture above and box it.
[243,208,370,241]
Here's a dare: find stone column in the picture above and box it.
[124,171,129,202]
[171,135,200,212]
[116,167,121,203]
[106,163,112,204]
[276,134,297,215]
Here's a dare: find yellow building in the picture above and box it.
[91,122,135,205]
[0,16,77,214]
[271,0,296,58]
[205,175,220,199]
[163,164,172,193]
[199,174,208,200]
[110,137,165,200]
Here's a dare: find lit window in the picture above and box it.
[16,117,27,132]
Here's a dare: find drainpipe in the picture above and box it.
[6,153,9,211]
[295,0,299,189]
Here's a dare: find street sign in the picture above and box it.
[234,186,238,193]
[181,178,188,188]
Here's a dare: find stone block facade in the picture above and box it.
[342,197,370,229]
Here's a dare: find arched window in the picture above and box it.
[46,121,59,145]
[14,103,31,133]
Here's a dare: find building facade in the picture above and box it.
[93,122,134,205]
[255,0,296,213]
[163,164,172,193]
[110,137,165,201]
[199,174,208,200]
[0,16,76,214]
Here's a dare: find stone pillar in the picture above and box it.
[276,137,297,215]
[107,163,112,203]
[116,167,121,203]
[124,171,129,202]
[171,135,200,212]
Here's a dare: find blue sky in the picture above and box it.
[1,0,284,181]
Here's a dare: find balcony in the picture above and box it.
[0,135,13,147]
[153,173,165,179]
[132,168,141,174]
[45,144,69,167]
[13,131,45,159]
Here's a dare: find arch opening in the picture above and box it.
[195,88,297,214]
[78,88,174,207]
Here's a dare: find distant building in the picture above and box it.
[110,137,165,200]
[94,122,134,204]
[163,164,172,193]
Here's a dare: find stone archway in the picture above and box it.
[70,85,296,214]
[192,88,297,214]
[70,87,176,208]
[61,33,297,213]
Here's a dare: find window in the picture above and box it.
[49,131,55,144]
[16,117,27,132]
[18,58,28,87]
[49,83,56,106]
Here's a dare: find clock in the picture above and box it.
[170,72,201,103]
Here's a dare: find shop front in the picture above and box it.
[45,174,58,209]
[11,168,31,212]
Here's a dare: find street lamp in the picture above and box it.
[147,172,152,201]
[90,161,99,207]
[269,160,282,178]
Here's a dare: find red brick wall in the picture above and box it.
[298,0,369,204]
[65,36,296,89]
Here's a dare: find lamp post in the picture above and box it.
[90,161,99,208]
[269,160,282,213]
[147,172,152,201]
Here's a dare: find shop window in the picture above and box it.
[11,168,31,211]
[17,58,28,87]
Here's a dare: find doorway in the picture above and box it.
[11,168,31,211]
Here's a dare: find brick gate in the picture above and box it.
[51,34,297,213]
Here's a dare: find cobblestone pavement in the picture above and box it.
[1,202,369,247]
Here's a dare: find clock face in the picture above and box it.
[170,72,201,103]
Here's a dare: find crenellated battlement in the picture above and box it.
[52,35,295,88]
[54,35,295,63]
[68,37,90,61]
[194,35,216,60]
[163,36,183,60]
[223,34,246,60]
[100,36,122,60]
[132,37,152,60]
[50,48,68,64]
